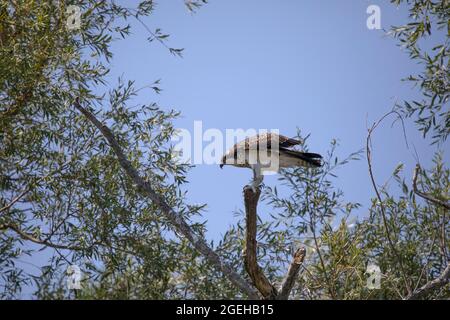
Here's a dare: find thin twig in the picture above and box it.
[413,164,450,210]
[0,161,72,214]
[309,214,334,298]
[0,188,31,214]
[0,223,87,251]
[366,110,412,295]
[413,231,438,293]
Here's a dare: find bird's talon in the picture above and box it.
[243,184,259,193]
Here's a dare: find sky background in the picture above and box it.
[106,0,447,240]
[16,0,449,297]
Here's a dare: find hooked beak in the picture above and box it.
[219,164,224,169]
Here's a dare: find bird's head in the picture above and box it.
[219,147,235,169]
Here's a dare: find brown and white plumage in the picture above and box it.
[220,133,322,191]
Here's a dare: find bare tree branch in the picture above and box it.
[0,161,72,214]
[406,263,450,300]
[277,247,306,300]
[0,222,153,258]
[0,223,86,251]
[72,98,259,299]
[243,188,307,300]
[413,164,450,210]
[243,187,277,299]
[366,110,412,296]
[0,188,30,214]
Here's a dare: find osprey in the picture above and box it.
[220,133,322,191]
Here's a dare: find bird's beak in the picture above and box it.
[219,164,224,169]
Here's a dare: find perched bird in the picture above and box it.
[220,133,322,191]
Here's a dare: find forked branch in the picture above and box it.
[243,187,306,300]
[243,187,278,299]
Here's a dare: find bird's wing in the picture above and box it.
[278,135,302,148]
[239,133,302,150]
[279,148,323,168]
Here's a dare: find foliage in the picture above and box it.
[0,0,448,300]
[358,154,449,299]
[0,0,207,299]
[389,0,449,144]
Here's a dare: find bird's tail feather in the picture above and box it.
[280,148,323,167]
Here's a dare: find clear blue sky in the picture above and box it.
[106,0,447,241]
[17,0,449,297]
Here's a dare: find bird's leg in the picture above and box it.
[252,172,264,192]
[245,164,264,193]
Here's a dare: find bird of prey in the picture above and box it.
[220,133,322,191]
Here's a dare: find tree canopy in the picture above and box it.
[0,0,448,299]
